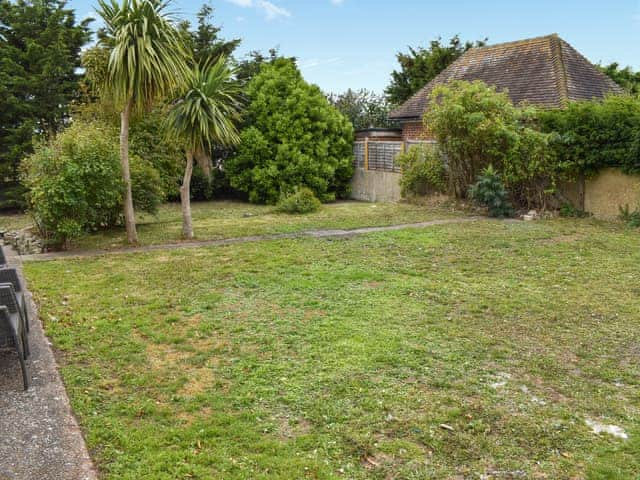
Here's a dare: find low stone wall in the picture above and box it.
[1,228,43,255]
[350,168,402,202]
[584,168,640,220]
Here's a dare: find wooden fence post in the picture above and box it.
[364,137,369,170]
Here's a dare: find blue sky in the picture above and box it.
[70,0,640,94]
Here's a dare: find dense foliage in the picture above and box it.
[275,187,321,214]
[0,0,91,191]
[469,165,514,218]
[328,89,395,130]
[600,62,640,95]
[538,95,640,176]
[226,59,354,204]
[385,35,486,105]
[21,122,163,246]
[395,145,446,198]
[426,80,553,203]
[129,109,184,199]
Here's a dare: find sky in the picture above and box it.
[69,0,640,94]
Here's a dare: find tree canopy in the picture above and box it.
[225,59,354,204]
[178,4,241,66]
[328,89,396,130]
[600,62,640,95]
[0,0,91,184]
[385,35,486,106]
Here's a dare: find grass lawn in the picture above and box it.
[0,211,33,232]
[0,200,465,251]
[24,218,640,479]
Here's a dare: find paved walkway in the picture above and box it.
[21,217,482,262]
[0,247,97,480]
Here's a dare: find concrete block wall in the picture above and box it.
[350,168,402,202]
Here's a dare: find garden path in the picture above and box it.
[21,217,488,262]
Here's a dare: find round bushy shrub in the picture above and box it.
[395,145,446,198]
[22,121,164,246]
[275,187,321,214]
[225,59,354,204]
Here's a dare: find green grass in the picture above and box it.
[0,200,465,251]
[0,211,32,231]
[24,218,640,479]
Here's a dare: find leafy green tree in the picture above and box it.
[178,4,241,66]
[226,59,354,204]
[0,0,91,186]
[165,57,241,239]
[235,48,295,87]
[385,35,486,106]
[97,0,188,244]
[599,62,640,95]
[426,80,552,204]
[328,89,396,130]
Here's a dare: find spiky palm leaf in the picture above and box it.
[165,57,241,153]
[97,0,188,110]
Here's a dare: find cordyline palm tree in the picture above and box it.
[165,57,241,239]
[97,0,188,244]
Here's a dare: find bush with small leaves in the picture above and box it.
[468,166,514,218]
[22,121,164,247]
[276,187,321,214]
[396,145,446,198]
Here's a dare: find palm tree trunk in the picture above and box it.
[120,99,138,244]
[180,150,194,239]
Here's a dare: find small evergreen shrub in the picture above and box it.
[560,202,590,218]
[396,145,446,198]
[619,204,640,228]
[276,187,321,214]
[468,165,514,218]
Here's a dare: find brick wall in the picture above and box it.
[401,121,435,141]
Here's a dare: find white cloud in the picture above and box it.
[225,0,291,20]
[257,0,291,20]
[299,57,343,70]
[330,0,345,4]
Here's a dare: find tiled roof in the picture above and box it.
[389,34,624,120]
